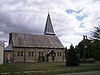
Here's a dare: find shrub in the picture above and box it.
[65,44,80,66]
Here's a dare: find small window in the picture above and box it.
[18,51,20,56]
[60,52,62,56]
[32,51,34,56]
[29,51,31,56]
[21,51,23,56]
[57,52,59,56]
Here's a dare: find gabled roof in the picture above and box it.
[44,13,55,35]
[5,44,13,51]
[10,32,64,49]
[47,50,56,55]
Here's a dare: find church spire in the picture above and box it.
[44,13,55,35]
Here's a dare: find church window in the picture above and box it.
[57,52,59,56]
[21,51,23,56]
[60,52,62,56]
[17,51,20,56]
[32,51,34,56]
[29,51,31,56]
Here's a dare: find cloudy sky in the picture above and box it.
[0,0,100,48]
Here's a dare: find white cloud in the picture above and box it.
[0,0,100,48]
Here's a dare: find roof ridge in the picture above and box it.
[11,32,43,36]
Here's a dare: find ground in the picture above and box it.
[0,61,100,75]
[60,71,100,75]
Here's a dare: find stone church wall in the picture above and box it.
[4,47,64,63]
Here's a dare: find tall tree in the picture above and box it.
[65,44,79,66]
[92,25,100,40]
[91,25,100,60]
[91,40,100,60]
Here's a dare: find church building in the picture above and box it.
[4,13,64,63]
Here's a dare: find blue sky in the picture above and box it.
[66,8,83,14]
[66,8,88,29]
[0,0,100,48]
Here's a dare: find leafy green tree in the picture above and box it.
[91,25,100,60]
[92,25,100,40]
[66,44,79,66]
[91,40,100,60]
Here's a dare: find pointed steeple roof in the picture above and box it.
[44,13,55,35]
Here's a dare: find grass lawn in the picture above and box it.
[0,61,100,75]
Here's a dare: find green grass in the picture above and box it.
[0,61,100,75]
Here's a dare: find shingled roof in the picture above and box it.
[44,13,55,35]
[9,32,64,49]
[6,13,64,50]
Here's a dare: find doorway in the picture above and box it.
[47,50,56,62]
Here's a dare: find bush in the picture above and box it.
[65,44,80,66]
[80,58,95,63]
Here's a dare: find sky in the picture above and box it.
[0,0,100,48]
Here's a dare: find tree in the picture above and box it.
[91,25,100,60]
[92,25,100,40]
[65,47,67,60]
[65,44,79,66]
[91,40,100,60]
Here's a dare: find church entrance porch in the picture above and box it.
[46,50,56,62]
